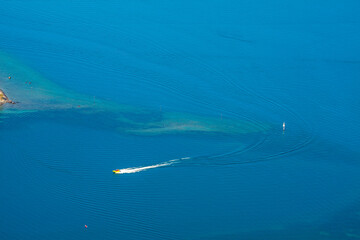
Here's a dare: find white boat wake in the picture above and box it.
[114,157,191,174]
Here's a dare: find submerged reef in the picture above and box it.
[0,51,270,135]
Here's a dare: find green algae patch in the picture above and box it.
[0,50,270,136]
[125,112,269,135]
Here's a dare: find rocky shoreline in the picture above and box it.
[0,89,15,105]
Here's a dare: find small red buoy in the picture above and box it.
[8,76,11,79]
[85,225,88,228]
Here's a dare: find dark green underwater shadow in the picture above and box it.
[195,202,360,240]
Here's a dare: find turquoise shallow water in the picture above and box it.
[1,1,360,239]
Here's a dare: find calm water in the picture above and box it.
[1,1,360,239]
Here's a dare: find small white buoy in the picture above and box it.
[283,122,286,131]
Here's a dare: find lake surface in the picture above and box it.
[0,1,360,239]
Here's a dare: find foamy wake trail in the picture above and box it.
[116,157,191,174]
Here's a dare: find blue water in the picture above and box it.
[1,1,360,239]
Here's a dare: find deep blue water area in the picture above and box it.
[0,1,360,239]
